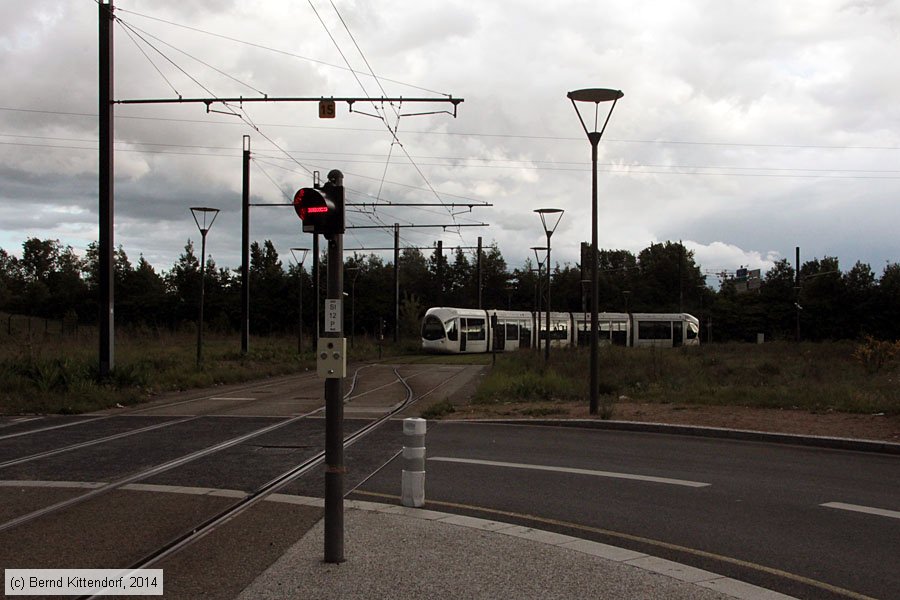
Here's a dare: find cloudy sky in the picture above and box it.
[1,0,898,284]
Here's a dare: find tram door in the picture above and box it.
[520,321,531,349]
[459,318,467,352]
[494,318,506,351]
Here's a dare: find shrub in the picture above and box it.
[853,336,900,373]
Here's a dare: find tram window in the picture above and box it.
[686,322,699,340]
[446,319,458,341]
[505,323,519,340]
[553,322,567,340]
[422,316,446,341]
[638,321,673,340]
[520,322,532,347]
[465,318,486,341]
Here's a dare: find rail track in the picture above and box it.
[0,362,474,597]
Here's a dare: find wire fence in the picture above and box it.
[1,312,87,340]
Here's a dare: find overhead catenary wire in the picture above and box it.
[303,0,463,243]
[114,6,451,97]
[3,106,899,151]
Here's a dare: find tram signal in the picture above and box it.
[293,182,344,238]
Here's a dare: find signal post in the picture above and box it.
[293,170,346,563]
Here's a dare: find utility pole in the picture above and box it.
[98,0,114,378]
[795,246,801,343]
[394,224,400,343]
[313,234,320,351]
[241,136,250,354]
[436,241,443,304]
[322,173,345,564]
[477,236,483,309]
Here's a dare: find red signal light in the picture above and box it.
[293,186,340,235]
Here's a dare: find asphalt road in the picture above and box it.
[354,422,900,600]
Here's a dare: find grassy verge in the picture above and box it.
[0,330,413,414]
[473,341,900,416]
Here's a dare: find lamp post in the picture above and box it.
[290,247,309,354]
[568,87,622,415]
[531,246,548,355]
[535,208,564,363]
[190,206,220,368]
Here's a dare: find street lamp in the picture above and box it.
[290,247,309,354]
[190,206,220,368]
[568,87,622,415]
[531,246,548,356]
[535,208,564,363]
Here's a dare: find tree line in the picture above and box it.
[1,237,898,342]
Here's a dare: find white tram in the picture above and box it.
[421,307,700,354]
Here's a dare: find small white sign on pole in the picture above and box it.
[325,299,342,333]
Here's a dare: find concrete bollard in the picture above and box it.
[401,418,426,507]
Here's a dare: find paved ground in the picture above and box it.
[239,501,774,600]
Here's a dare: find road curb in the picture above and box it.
[450,418,900,455]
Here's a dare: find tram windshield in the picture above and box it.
[687,322,699,340]
[422,315,446,341]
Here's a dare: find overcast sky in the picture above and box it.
[1,0,898,286]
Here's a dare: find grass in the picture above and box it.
[5,323,898,419]
[0,327,416,415]
[473,341,900,416]
[420,399,456,419]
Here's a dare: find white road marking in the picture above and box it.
[208,397,257,400]
[821,502,900,520]
[428,457,710,488]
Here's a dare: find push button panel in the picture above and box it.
[317,338,347,378]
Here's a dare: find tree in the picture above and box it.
[877,263,900,340]
[798,256,843,340]
[636,242,704,312]
[120,256,167,327]
[399,247,431,309]
[480,243,510,309]
[760,259,796,340]
[445,247,473,307]
[165,240,202,327]
[249,240,290,335]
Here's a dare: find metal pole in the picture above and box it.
[394,223,400,344]
[436,241,444,304]
[351,273,357,349]
[98,0,114,379]
[477,236,483,309]
[324,173,345,564]
[545,232,551,363]
[241,136,250,354]
[795,246,801,343]
[589,134,601,414]
[313,235,320,352]
[298,266,304,354]
[197,231,207,367]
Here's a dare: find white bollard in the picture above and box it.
[401,418,427,507]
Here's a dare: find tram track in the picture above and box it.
[0,369,326,444]
[111,367,419,581]
[0,366,383,471]
[0,362,476,598]
[0,364,374,534]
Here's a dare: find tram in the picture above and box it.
[421,307,700,354]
